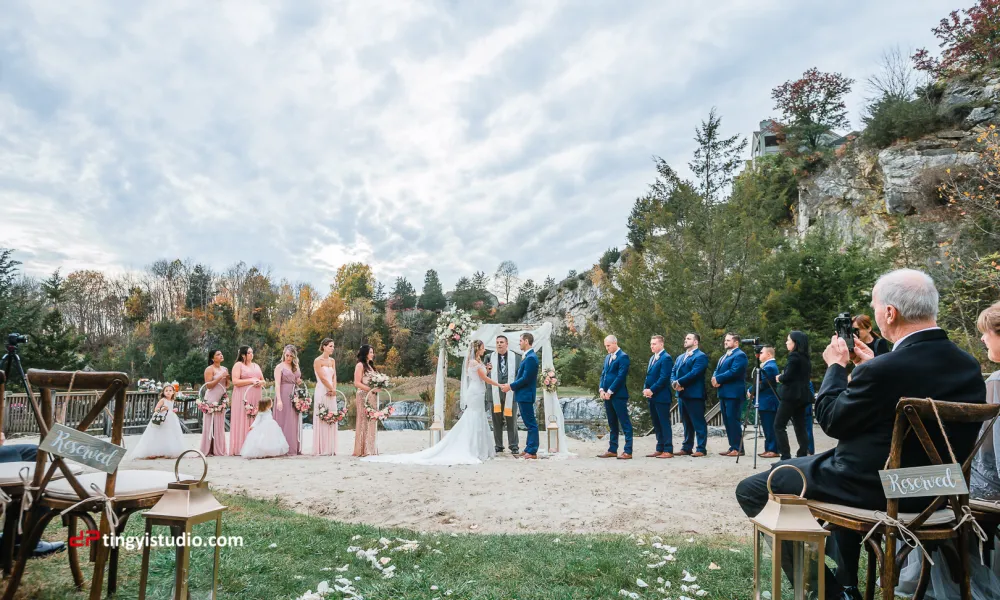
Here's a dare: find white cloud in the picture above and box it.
[0,0,946,289]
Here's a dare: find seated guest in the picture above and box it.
[972,300,1000,500]
[853,314,890,356]
[735,269,986,600]
[751,346,781,459]
[0,434,64,557]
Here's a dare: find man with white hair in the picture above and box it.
[597,335,633,459]
[735,269,986,600]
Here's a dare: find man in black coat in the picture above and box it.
[735,269,986,600]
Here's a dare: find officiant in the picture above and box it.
[485,334,520,455]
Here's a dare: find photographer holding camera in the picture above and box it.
[735,269,986,600]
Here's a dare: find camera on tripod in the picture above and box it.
[740,337,765,355]
[6,333,27,347]
[834,312,856,353]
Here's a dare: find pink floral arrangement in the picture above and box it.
[364,402,396,422]
[316,403,348,425]
[292,387,312,414]
[195,399,227,414]
[542,368,560,393]
[245,402,259,418]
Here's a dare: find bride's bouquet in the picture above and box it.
[434,307,475,358]
[368,372,392,390]
[541,368,560,393]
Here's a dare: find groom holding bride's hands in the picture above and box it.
[498,333,539,459]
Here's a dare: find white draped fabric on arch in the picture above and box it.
[431,321,572,458]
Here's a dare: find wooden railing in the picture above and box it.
[2,391,205,436]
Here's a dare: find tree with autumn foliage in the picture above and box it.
[913,0,1000,78]
[771,68,854,153]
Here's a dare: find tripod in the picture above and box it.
[736,364,762,469]
[1,339,31,396]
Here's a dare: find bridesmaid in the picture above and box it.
[199,349,229,456]
[230,345,265,456]
[313,338,338,456]
[273,344,303,456]
[352,344,382,457]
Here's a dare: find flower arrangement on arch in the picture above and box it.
[433,307,476,359]
[541,368,560,393]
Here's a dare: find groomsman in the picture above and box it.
[751,345,780,458]
[671,332,709,457]
[642,335,674,458]
[712,332,749,457]
[597,335,633,460]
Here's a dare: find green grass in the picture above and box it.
[16,492,766,600]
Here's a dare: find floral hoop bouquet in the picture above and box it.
[316,403,348,425]
[434,307,476,358]
[541,368,560,393]
[245,401,259,418]
[364,389,395,422]
[292,387,312,415]
[195,399,226,415]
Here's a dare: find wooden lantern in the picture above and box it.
[138,450,227,600]
[546,416,559,454]
[751,464,829,600]
[428,415,444,447]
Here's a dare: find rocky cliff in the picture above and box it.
[797,73,999,246]
[524,273,605,333]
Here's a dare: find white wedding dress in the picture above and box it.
[363,361,495,465]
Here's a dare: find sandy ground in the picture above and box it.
[109,427,836,538]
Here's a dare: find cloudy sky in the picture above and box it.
[1,0,949,292]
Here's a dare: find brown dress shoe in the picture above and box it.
[617,453,632,460]
[718,451,732,455]
[596,452,617,458]
[656,452,674,458]
[645,452,661,458]
[674,450,691,456]
[691,451,706,457]
[724,450,740,457]
[522,453,538,459]
[759,451,780,458]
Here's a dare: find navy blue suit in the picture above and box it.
[644,350,674,453]
[600,349,632,455]
[671,348,709,453]
[714,348,749,452]
[510,349,539,454]
[753,359,780,454]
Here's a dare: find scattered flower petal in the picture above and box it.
[637,578,648,588]
[708,562,721,570]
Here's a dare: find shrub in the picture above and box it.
[563,279,579,291]
[536,289,550,303]
[862,97,943,148]
[599,248,621,272]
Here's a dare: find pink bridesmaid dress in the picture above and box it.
[313,365,336,456]
[274,366,301,456]
[199,367,228,456]
[230,362,262,456]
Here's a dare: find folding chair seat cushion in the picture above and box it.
[0,462,83,486]
[969,498,1000,514]
[809,500,956,527]
[45,470,191,502]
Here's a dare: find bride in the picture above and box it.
[362,340,501,465]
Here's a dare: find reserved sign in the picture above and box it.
[39,423,125,473]
[878,463,969,499]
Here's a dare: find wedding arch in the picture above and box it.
[431,321,572,457]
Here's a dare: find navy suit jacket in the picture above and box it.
[671,348,708,400]
[509,349,538,405]
[600,349,631,400]
[713,348,749,399]
[643,351,674,403]
[754,359,780,412]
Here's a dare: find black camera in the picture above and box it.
[741,337,765,355]
[834,313,855,353]
[6,333,27,347]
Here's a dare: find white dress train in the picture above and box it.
[362,362,495,465]
[241,409,290,459]
[127,399,186,459]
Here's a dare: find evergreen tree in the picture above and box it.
[471,271,490,291]
[417,269,447,311]
[185,264,214,311]
[543,276,556,288]
[372,281,388,313]
[389,277,418,310]
[688,108,748,203]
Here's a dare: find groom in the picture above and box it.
[501,332,539,459]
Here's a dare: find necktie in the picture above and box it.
[499,354,507,380]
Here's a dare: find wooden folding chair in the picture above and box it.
[808,398,1000,600]
[1,370,186,600]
